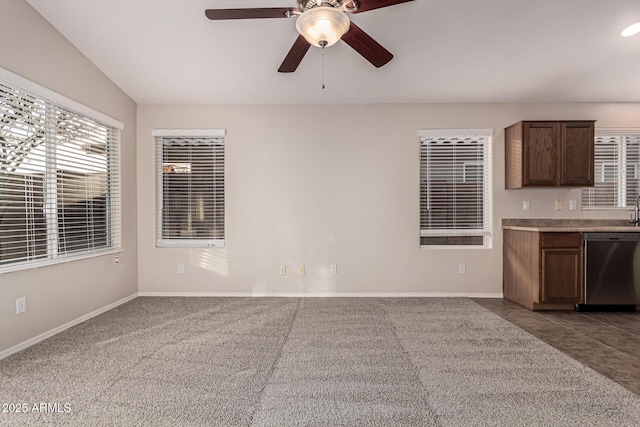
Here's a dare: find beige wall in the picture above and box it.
[137,103,640,296]
[0,0,137,353]
[2,0,640,355]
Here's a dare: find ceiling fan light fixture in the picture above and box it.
[622,22,640,37]
[295,6,350,47]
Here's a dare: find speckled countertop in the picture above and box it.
[502,218,640,232]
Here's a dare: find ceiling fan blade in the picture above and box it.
[205,8,296,20]
[341,22,393,68]
[349,0,415,14]
[278,35,311,73]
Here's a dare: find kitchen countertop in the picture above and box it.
[502,219,640,232]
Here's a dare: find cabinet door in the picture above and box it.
[541,248,582,303]
[561,122,594,186]
[524,122,558,186]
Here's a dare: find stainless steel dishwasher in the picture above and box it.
[579,232,640,310]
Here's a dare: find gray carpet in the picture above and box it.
[1,297,640,426]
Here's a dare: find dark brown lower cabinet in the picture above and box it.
[504,229,583,310]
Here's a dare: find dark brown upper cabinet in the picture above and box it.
[505,121,595,189]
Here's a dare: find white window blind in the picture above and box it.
[419,129,492,247]
[582,129,640,209]
[155,131,225,247]
[0,76,121,272]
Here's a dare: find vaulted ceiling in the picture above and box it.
[26,0,640,104]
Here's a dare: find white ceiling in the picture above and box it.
[25,0,640,104]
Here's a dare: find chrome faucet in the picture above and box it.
[631,194,640,227]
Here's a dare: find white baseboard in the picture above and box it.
[0,293,138,361]
[138,291,504,298]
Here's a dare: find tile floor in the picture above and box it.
[475,298,640,395]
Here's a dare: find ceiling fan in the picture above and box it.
[205,0,415,73]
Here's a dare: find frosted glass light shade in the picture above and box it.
[295,6,350,47]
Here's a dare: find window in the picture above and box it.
[596,163,617,183]
[155,130,225,247]
[582,129,640,209]
[462,161,483,183]
[419,129,492,247]
[0,69,122,272]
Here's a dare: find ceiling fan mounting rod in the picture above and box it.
[296,0,358,13]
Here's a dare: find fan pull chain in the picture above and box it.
[319,40,327,90]
[322,47,325,89]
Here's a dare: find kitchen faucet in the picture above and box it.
[632,194,640,227]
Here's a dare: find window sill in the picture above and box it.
[156,240,225,249]
[420,245,492,250]
[0,248,124,275]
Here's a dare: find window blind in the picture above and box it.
[0,78,121,271]
[155,133,225,247]
[582,129,640,209]
[419,130,492,246]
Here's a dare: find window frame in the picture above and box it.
[0,67,123,274]
[419,129,493,249]
[154,129,226,248]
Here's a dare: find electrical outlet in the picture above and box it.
[298,266,305,275]
[16,297,27,314]
[113,256,120,264]
[279,265,286,275]
[458,264,466,274]
[178,264,185,274]
[523,200,531,211]
[330,264,337,275]
[569,200,577,210]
